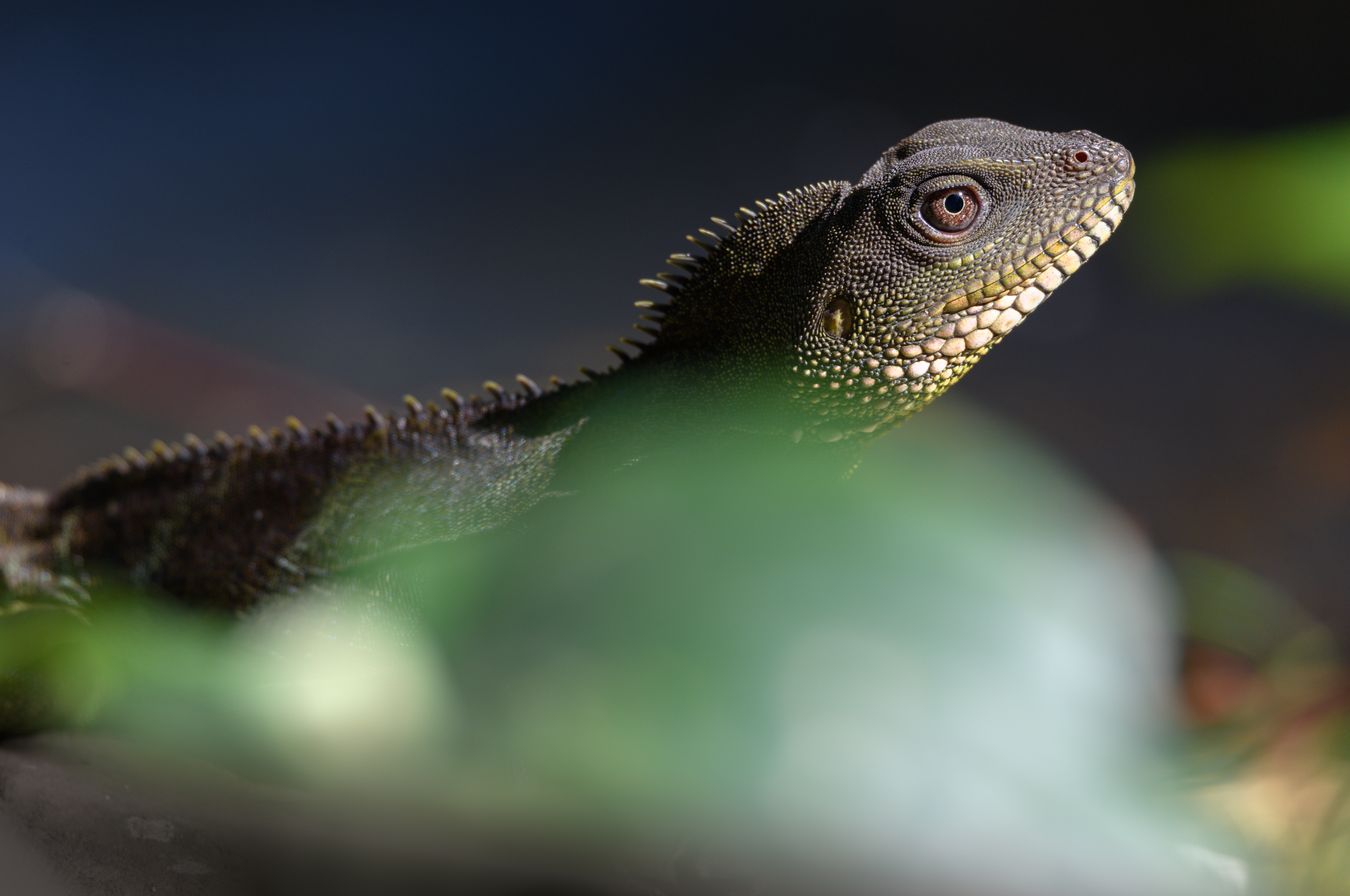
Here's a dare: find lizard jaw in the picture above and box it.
[793,175,1135,444]
[810,175,1135,444]
[884,176,1137,388]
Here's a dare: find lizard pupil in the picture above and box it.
[920,186,980,235]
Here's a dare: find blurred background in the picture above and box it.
[1,5,1348,893]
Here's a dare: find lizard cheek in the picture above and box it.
[820,298,854,339]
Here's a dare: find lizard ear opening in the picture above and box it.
[821,297,854,339]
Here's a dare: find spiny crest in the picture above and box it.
[57,183,841,497]
[0,483,46,507]
[60,373,563,497]
[0,482,48,543]
[621,182,836,368]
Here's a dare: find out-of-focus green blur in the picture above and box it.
[1137,122,1350,306]
[1129,125,1350,893]
[0,401,1249,893]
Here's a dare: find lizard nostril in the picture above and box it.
[1073,150,1090,164]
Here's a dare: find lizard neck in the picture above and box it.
[489,348,863,482]
[491,181,851,450]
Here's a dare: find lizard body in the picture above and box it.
[1,119,1135,614]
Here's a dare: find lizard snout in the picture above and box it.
[1062,132,1134,186]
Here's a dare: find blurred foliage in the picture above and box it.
[1137,121,1350,307]
[1127,120,1350,891]
[1176,553,1313,660]
[1174,553,1350,895]
[1,402,1250,892]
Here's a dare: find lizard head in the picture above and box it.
[640,118,1134,443]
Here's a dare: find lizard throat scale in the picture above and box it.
[1,118,1134,619]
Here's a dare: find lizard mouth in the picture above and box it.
[885,176,1135,381]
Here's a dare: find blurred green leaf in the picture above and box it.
[1137,122,1350,306]
[1173,552,1309,658]
[0,401,1245,891]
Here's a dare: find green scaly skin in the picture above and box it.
[0,118,1134,616]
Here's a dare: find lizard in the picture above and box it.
[0,118,1135,619]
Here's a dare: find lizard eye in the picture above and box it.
[919,186,981,235]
